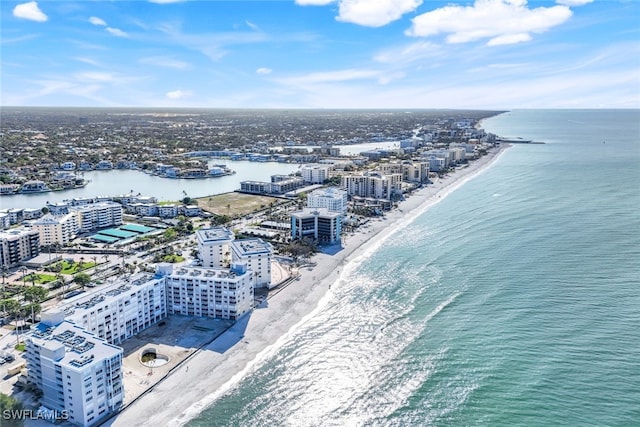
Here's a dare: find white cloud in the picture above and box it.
[374,41,442,65]
[487,33,532,46]
[89,16,107,26]
[166,89,192,99]
[106,27,129,38]
[556,0,593,6]
[406,0,573,46]
[256,67,272,75]
[276,69,380,87]
[13,1,48,22]
[336,0,422,27]
[74,72,116,82]
[139,56,191,69]
[73,57,103,67]
[295,0,420,27]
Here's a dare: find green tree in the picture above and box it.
[0,392,24,427]
[163,228,177,241]
[73,273,91,290]
[5,299,26,346]
[23,286,48,323]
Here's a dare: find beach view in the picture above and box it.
[1,1,639,427]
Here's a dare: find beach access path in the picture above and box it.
[103,144,510,427]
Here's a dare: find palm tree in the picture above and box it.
[23,286,47,323]
[19,267,28,290]
[73,273,91,291]
[5,299,24,347]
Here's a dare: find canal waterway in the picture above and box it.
[0,160,299,210]
[0,141,399,210]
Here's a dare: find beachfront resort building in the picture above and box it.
[62,274,167,345]
[376,161,430,184]
[197,227,234,268]
[197,227,274,289]
[231,239,273,289]
[31,212,80,246]
[290,208,342,245]
[26,226,268,425]
[307,187,349,215]
[25,312,124,427]
[161,263,254,320]
[341,172,403,201]
[0,227,40,269]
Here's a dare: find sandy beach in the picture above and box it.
[103,144,510,427]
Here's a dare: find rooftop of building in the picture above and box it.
[231,238,273,256]
[166,265,251,280]
[59,273,161,318]
[309,187,347,197]
[0,226,38,238]
[291,207,343,219]
[196,227,234,244]
[30,320,122,369]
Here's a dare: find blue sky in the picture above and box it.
[2,0,638,109]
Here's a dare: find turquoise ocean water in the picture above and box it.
[187,110,640,427]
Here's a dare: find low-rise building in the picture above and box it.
[158,204,179,218]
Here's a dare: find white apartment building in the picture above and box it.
[158,204,179,218]
[72,202,123,233]
[0,212,10,230]
[196,227,234,268]
[377,161,430,183]
[341,172,403,200]
[231,239,272,289]
[307,187,349,215]
[161,263,254,321]
[0,227,40,269]
[301,164,332,184]
[26,312,124,427]
[291,208,342,245]
[63,274,167,345]
[32,213,80,246]
[425,155,446,172]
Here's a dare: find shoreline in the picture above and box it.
[103,143,511,427]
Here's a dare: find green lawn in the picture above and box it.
[54,260,96,274]
[24,273,57,284]
[161,254,185,263]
